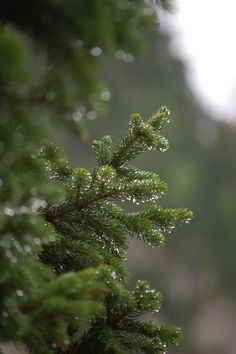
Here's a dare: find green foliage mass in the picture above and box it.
[1,105,192,353]
[0,1,169,137]
[39,107,191,353]
[0,1,192,353]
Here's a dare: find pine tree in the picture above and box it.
[38,107,192,354]
[1,103,192,353]
[0,1,193,353]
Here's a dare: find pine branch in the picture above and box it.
[111,126,143,168]
[38,108,192,354]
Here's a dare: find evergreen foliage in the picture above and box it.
[0,0,171,137]
[97,30,236,354]
[0,1,193,353]
[38,107,192,353]
[1,102,192,353]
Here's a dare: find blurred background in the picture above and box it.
[1,1,236,353]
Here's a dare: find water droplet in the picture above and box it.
[16,289,24,297]
[100,90,111,101]
[111,271,116,279]
[19,206,28,214]
[4,207,15,216]
[90,47,103,56]
[86,110,97,121]
[115,50,125,60]
[11,256,18,264]
[74,39,83,48]
[24,245,32,253]
[34,237,41,245]
[31,198,46,212]
[123,53,134,63]
[72,111,83,122]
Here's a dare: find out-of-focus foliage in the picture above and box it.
[0,0,168,137]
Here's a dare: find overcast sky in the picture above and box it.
[162,0,236,122]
